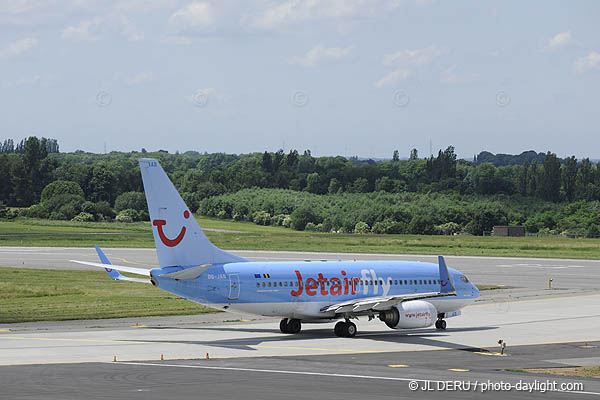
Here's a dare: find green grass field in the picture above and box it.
[0,267,216,323]
[1,217,600,259]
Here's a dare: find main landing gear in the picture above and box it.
[334,320,357,337]
[280,318,302,334]
[435,319,447,330]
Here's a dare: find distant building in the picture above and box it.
[492,226,526,237]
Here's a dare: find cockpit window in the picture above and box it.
[460,275,469,283]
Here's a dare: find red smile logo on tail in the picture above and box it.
[441,280,448,287]
[153,210,190,247]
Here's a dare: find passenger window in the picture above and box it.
[262,282,265,287]
[280,282,283,287]
[284,281,288,287]
[394,280,398,285]
[374,280,378,286]
[268,282,271,287]
[369,280,373,285]
[409,280,413,285]
[419,280,422,285]
[256,282,260,288]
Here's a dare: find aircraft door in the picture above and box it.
[228,273,240,300]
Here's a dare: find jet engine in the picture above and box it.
[378,300,436,329]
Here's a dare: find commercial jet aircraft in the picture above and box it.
[73,158,479,337]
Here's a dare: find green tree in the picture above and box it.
[354,221,370,234]
[290,206,319,230]
[306,172,324,194]
[469,207,508,235]
[41,180,84,202]
[328,178,342,194]
[409,148,418,160]
[392,150,399,162]
[518,160,529,196]
[540,152,561,202]
[561,156,577,202]
[0,155,11,203]
[23,136,49,202]
[88,163,117,204]
[114,192,148,216]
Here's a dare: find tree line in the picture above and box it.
[1,136,599,236]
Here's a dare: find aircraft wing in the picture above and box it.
[320,291,455,314]
[321,255,457,314]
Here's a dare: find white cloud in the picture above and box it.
[0,37,37,59]
[169,2,215,31]
[382,45,443,67]
[61,15,145,42]
[61,17,104,41]
[543,30,572,53]
[0,0,46,14]
[440,65,480,85]
[160,35,193,45]
[241,0,378,30]
[120,16,143,41]
[112,0,177,13]
[574,51,600,75]
[376,45,444,87]
[375,68,411,87]
[290,44,352,68]
[126,71,153,85]
[189,87,225,106]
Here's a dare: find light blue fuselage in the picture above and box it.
[152,260,479,320]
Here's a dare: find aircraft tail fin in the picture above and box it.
[438,256,456,294]
[139,158,247,268]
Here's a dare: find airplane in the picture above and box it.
[73,158,480,337]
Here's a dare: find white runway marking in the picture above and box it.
[116,361,600,396]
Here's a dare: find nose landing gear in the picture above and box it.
[435,319,447,330]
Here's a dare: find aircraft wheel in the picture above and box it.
[435,320,440,329]
[280,318,290,333]
[343,322,357,338]
[288,318,302,334]
[334,321,345,336]
[439,320,447,330]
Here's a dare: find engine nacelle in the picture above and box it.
[378,300,437,329]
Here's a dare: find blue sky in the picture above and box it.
[1,0,599,158]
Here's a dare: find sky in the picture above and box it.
[1,0,599,159]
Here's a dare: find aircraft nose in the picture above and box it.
[472,283,480,298]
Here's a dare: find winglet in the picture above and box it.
[94,245,121,280]
[438,256,455,294]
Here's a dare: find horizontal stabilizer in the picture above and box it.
[159,264,211,280]
[70,260,151,276]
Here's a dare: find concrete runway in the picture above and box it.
[1,247,600,398]
[1,342,599,399]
